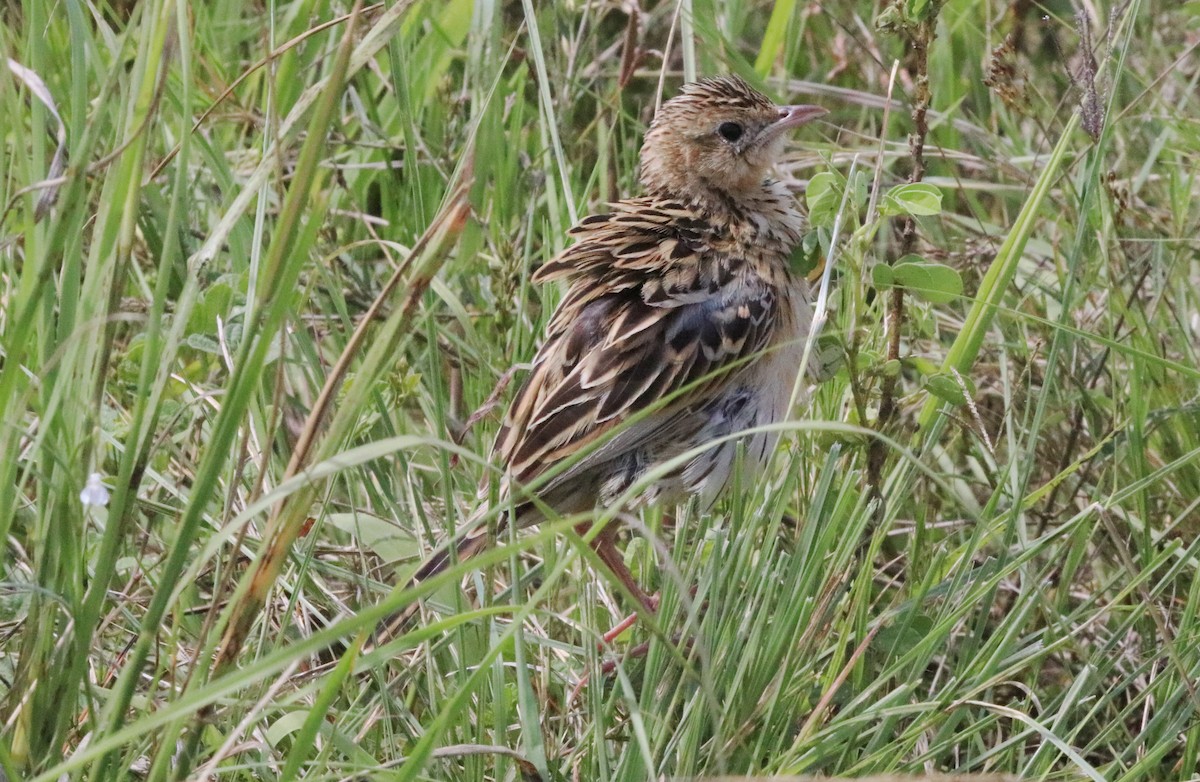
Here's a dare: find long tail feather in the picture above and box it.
[368,522,497,650]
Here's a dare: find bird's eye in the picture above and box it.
[716,121,744,143]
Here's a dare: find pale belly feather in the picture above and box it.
[595,280,812,510]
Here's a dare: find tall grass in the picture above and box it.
[2,1,1198,780]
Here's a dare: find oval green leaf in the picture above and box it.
[805,171,841,227]
[924,372,975,406]
[892,257,963,304]
[880,182,943,216]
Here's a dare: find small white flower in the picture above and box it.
[80,472,110,507]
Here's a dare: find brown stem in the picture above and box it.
[866,12,936,513]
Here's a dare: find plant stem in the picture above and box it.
[867,8,937,510]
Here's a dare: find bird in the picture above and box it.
[374,75,826,644]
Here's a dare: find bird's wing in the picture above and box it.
[533,198,720,303]
[493,202,780,495]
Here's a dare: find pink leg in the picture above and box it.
[577,522,659,613]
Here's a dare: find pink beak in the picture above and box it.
[773,104,828,131]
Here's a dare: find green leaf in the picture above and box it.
[805,171,842,227]
[874,3,904,32]
[790,238,822,277]
[907,0,931,21]
[902,355,941,376]
[924,372,974,406]
[880,182,943,216]
[875,613,935,658]
[813,333,845,381]
[184,333,222,355]
[265,711,309,746]
[326,513,417,565]
[871,262,895,289]
[849,169,870,214]
[853,350,881,371]
[892,256,963,304]
[187,279,234,335]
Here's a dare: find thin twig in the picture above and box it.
[866,7,938,513]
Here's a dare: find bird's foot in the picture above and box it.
[599,591,660,645]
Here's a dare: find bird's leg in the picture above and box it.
[578,522,659,614]
[568,520,684,706]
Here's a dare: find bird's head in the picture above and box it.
[638,75,826,204]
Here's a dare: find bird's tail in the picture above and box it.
[368,521,498,650]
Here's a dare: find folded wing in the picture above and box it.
[493,202,779,505]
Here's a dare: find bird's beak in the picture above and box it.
[771,104,828,133]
